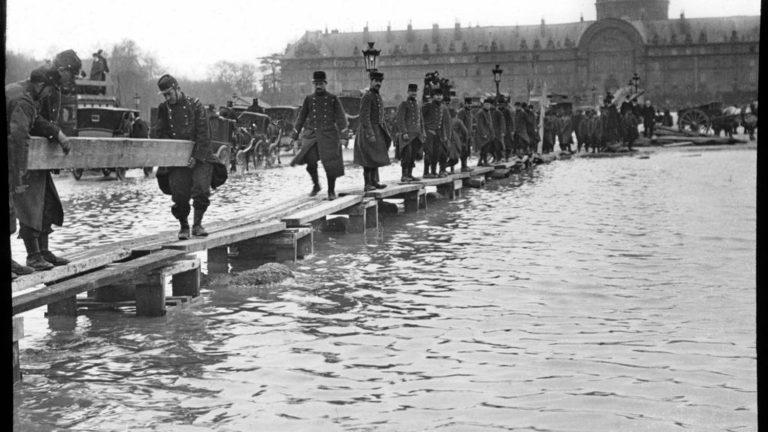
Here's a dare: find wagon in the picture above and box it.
[264,105,300,155]
[677,101,741,135]
[72,106,140,180]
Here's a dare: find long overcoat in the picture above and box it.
[9,80,64,232]
[290,90,348,178]
[474,109,494,150]
[354,89,391,168]
[448,117,468,163]
[395,97,425,160]
[6,81,38,234]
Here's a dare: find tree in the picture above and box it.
[259,54,282,95]
[5,51,45,84]
[207,61,258,96]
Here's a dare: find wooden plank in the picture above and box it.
[12,317,24,342]
[413,176,455,187]
[27,137,194,170]
[13,249,185,316]
[282,195,362,227]
[470,166,494,176]
[163,220,285,253]
[363,183,423,199]
[12,247,133,292]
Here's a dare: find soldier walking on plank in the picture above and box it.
[354,71,392,191]
[155,74,216,240]
[290,71,348,201]
[421,88,451,178]
[395,83,425,182]
[475,98,495,167]
[13,50,80,271]
[456,98,474,171]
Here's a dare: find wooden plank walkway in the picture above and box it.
[282,195,362,227]
[162,221,287,253]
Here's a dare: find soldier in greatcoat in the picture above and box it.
[156,74,218,239]
[354,71,391,191]
[395,83,425,182]
[601,93,624,150]
[475,98,495,166]
[514,102,530,156]
[499,97,515,161]
[421,88,452,177]
[290,71,348,200]
[490,97,506,162]
[543,111,557,154]
[6,69,51,276]
[525,103,539,154]
[13,50,80,271]
[557,112,573,152]
[456,98,474,171]
[448,109,468,173]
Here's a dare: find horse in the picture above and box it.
[234,127,256,172]
[741,103,758,141]
[713,105,742,138]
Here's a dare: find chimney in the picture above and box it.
[363,22,369,41]
[432,23,440,44]
[407,20,415,42]
[580,13,584,23]
[454,21,461,41]
[386,22,393,42]
[540,18,546,36]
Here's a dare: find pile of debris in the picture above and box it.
[636,126,747,147]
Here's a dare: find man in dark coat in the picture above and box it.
[421,88,452,177]
[623,108,640,151]
[448,109,468,173]
[543,111,556,154]
[641,99,656,138]
[290,71,348,200]
[14,50,80,271]
[601,93,624,149]
[6,69,51,276]
[475,98,495,166]
[354,71,391,191]
[131,112,150,138]
[500,99,515,160]
[395,83,425,182]
[456,98,474,171]
[89,49,109,94]
[156,74,216,239]
[556,112,573,152]
[525,104,539,154]
[514,102,529,156]
[490,97,506,162]
[246,98,265,114]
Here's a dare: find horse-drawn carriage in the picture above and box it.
[264,105,300,155]
[232,111,283,170]
[677,101,757,138]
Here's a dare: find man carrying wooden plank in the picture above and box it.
[354,71,391,191]
[290,71,348,201]
[155,74,216,240]
[6,69,51,277]
[13,50,81,271]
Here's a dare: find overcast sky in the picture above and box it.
[5,0,762,80]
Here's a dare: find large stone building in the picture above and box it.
[276,0,759,109]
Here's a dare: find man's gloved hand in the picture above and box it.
[187,157,197,168]
[57,131,71,155]
[291,129,300,141]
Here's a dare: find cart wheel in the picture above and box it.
[143,167,154,177]
[72,169,84,180]
[678,109,709,134]
[102,168,112,177]
[115,168,127,181]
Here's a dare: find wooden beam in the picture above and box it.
[12,249,185,315]
[162,221,286,253]
[282,195,362,227]
[363,183,423,200]
[26,137,194,170]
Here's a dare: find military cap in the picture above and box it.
[157,74,179,94]
[30,67,50,84]
[312,71,327,82]
[408,83,418,91]
[369,71,384,81]
[513,102,522,107]
[464,97,472,104]
[53,49,82,74]
[482,97,492,104]
[432,87,443,95]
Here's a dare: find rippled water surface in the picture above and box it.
[13,148,756,431]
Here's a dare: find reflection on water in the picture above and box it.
[14,149,755,431]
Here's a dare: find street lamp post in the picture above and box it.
[362,42,381,73]
[630,72,640,93]
[133,93,141,109]
[492,64,503,99]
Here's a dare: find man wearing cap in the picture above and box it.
[6,69,51,276]
[514,102,530,156]
[475,98,495,166]
[290,71,348,200]
[395,83,425,182]
[499,97,515,161]
[13,50,81,271]
[89,49,109,95]
[156,73,216,239]
[421,87,452,178]
[490,97,506,163]
[456,98,474,172]
[354,71,391,191]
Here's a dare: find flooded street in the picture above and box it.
[13,147,756,431]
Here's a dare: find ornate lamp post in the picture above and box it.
[630,72,640,93]
[362,42,381,72]
[492,64,503,99]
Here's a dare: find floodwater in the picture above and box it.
[13,146,756,431]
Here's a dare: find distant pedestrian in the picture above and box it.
[491,97,506,162]
[395,83,425,182]
[131,112,149,138]
[89,49,109,94]
[641,99,656,138]
[456,98,474,170]
[290,71,348,200]
[155,74,217,240]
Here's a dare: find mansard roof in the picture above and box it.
[283,15,760,59]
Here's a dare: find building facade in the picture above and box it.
[276,0,759,109]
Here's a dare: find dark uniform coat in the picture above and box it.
[354,89,391,167]
[514,109,529,149]
[6,81,38,234]
[290,90,348,178]
[11,79,64,233]
[474,109,494,149]
[601,104,623,145]
[131,118,150,138]
[422,100,451,155]
[556,115,573,148]
[395,97,425,157]
[448,117,468,163]
[457,107,474,152]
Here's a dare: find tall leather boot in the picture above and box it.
[372,168,386,189]
[192,208,208,237]
[178,216,190,240]
[327,174,337,201]
[363,168,375,192]
[307,163,321,196]
[401,166,409,183]
[422,161,431,179]
[408,165,420,181]
[23,237,53,271]
[39,232,69,266]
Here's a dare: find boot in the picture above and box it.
[178,218,190,240]
[192,209,208,237]
[372,169,386,189]
[23,238,53,271]
[422,162,431,179]
[39,233,69,266]
[11,259,34,276]
[401,166,409,183]
[307,164,321,196]
[408,166,420,181]
[363,168,375,192]
[327,175,337,201]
